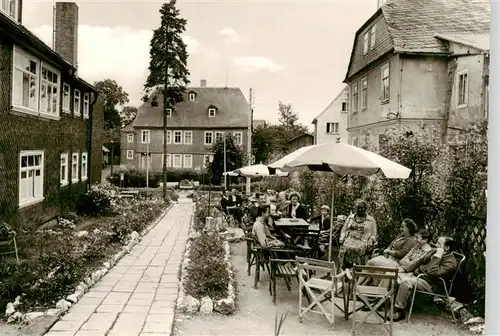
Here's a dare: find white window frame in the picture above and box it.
[361,77,368,110]
[352,82,358,112]
[208,107,216,117]
[74,89,81,116]
[457,69,469,108]
[166,108,172,117]
[233,132,243,145]
[381,63,390,103]
[12,46,39,114]
[1,0,19,21]
[183,154,193,168]
[166,130,172,144]
[127,134,134,143]
[363,32,369,55]
[81,152,88,180]
[173,154,182,168]
[341,101,348,113]
[184,131,193,144]
[71,153,79,182]
[141,130,150,144]
[173,130,182,144]
[62,83,70,113]
[215,131,223,142]
[83,93,90,119]
[370,25,376,50]
[19,150,44,207]
[204,131,213,145]
[326,122,339,134]
[39,62,60,117]
[127,150,134,159]
[60,153,68,186]
[188,92,196,101]
[161,154,172,168]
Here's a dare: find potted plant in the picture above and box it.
[0,222,15,242]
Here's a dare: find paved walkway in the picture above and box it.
[45,199,193,336]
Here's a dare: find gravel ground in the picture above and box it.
[173,241,471,336]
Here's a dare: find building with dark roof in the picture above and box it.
[343,0,489,148]
[312,86,349,145]
[0,1,103,229]
[121,80,251,171]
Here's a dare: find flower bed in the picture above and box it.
[1,183,173,324]
[176,203,236,315]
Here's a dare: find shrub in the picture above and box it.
[77,183,119,216]
[184,232,229,300]
[0,261,36,311]
[107,169,161,188]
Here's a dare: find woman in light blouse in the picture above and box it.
[284,192,308,219]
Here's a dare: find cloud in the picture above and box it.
[217,27,240,43]
[30,25,201,106]
[233,56,285,73]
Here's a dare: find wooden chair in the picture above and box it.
[351,265,399,336]
[0,235,19,264]
[296,257,349,329]
[269,248,299,305]
[407,252,466,323]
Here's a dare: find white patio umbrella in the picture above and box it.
[269,140,411,262]
[223,163,289,177]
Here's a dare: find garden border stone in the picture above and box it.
[176,204,236,315]
[4,200,176,328]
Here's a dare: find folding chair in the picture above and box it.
[407,252,466,323]
[269,247,301,305]
[351,265,398,336]
[296,257,350,329]
[244,229,257,276]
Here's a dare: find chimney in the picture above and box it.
[54,2,79,67]
[200,79,207,87]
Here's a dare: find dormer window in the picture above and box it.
[166,108,172,117]
[188,91,196,101]
[208,107,217,117]
[151,96,159,107]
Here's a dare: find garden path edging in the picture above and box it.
[4,201,176,332]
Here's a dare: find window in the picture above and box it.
[183,154,193,168]
[341,102,348,112]
[81,152,88,180]
[1,0,19,21]
[166,108,172,117]
[161,154,172,167]
[83,93,90,118]
[12,47,39,112]
[127,150,134,159]
[62,83,70,113]
[326,122,339,134]
[19,151,44,207]
[370,25,376,50]
[173,154,182,167]
[381,63,390,102]
[208,108,216,117]
[127,134,134,143]
[174,131,182,144]
[39,63,60,116]
[363,33,369,55]
[74,89,81,116]
[457,70,469,107]
[184,131,193,144]
[215,131,223,142]
[60,153,68,186]
[351,136,359,147]
[352,82,358,112]
[204,131,213,145]
[361,77,368,110]
[71,153,79,182]
[188,92,196,101]
[167,130,172,144]
[141,130,150,143]
[233,132,242,145]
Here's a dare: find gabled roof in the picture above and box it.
[134,86,251,128]
[312,86,348,124]
[344,0,490,81]
[434,33,490,52]
[287,133,313,144]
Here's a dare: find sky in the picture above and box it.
[23,0,379,127]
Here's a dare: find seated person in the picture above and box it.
[309,205,331,230]
[252,205,284,248]
[390,236,458,321]
[220,189,231,211]
[284,192,308,219]
[226,188,242,223]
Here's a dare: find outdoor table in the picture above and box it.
[275,218,309,228]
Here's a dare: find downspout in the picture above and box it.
[443,57,458,142]
[88,91,99,189]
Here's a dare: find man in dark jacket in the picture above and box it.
[391,236,458,321]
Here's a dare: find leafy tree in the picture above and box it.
[252,124,276,164]
[209,134,245,185]
[94,79,130,130]
[144,0,191,200]
[121,105,138,128]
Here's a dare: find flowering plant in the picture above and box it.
[0,221,15,239]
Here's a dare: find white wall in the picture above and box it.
[313,87,349,144]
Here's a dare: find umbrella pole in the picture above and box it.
[328,173,336,263]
